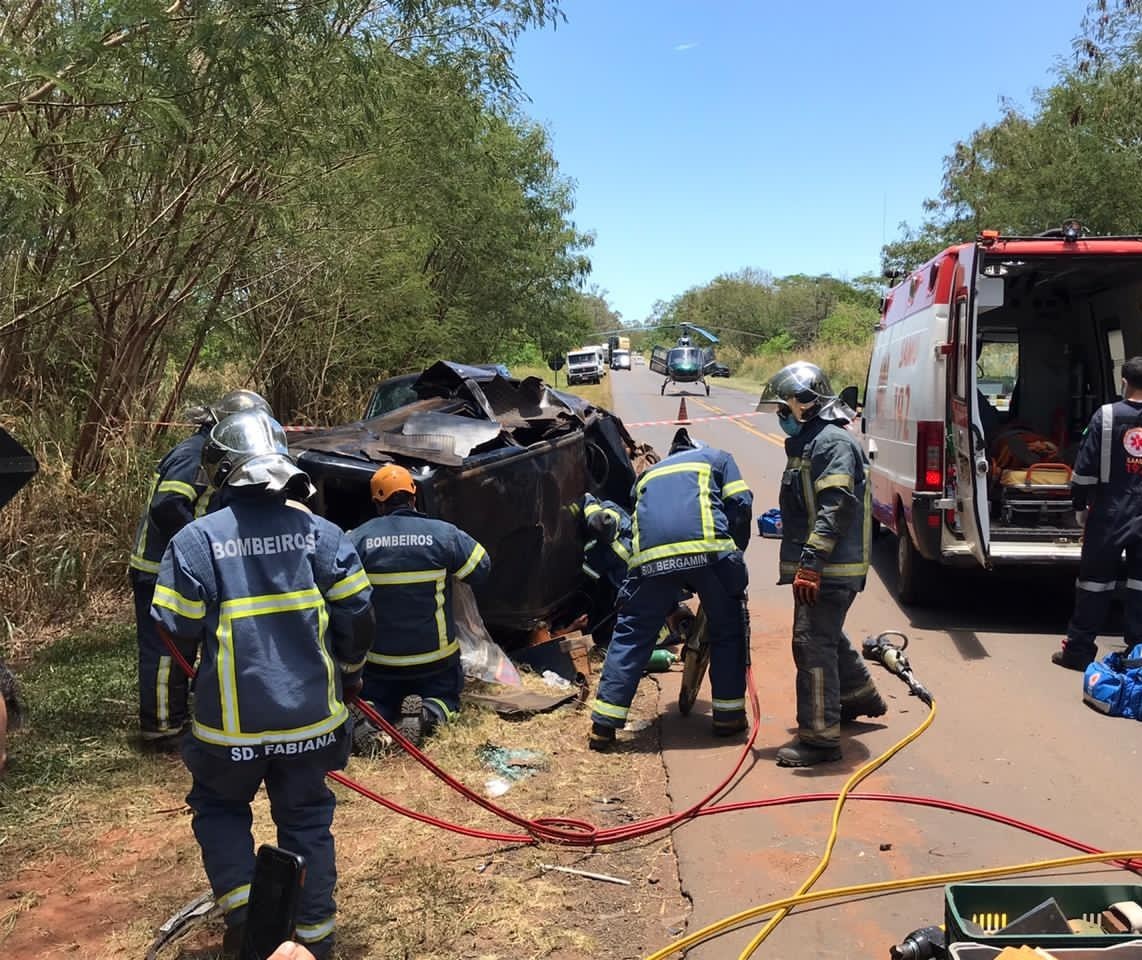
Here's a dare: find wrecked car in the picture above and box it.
[291,361,654,645]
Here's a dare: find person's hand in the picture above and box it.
[1075,509,1089,528]
[792,567,821,606]
[268,942,317,960]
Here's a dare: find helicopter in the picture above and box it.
[649,323,720,396]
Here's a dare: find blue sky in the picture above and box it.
[512,0,1084,324]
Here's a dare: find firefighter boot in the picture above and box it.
[220,923,244,960]
[775,740,842,768]
[1052,647,1095,671]
[397,694,424,747]
[840,687,887,723]
[588,722,616,753]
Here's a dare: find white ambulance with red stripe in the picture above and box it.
[862,223,1138,603]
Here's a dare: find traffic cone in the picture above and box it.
[675,397,691,425]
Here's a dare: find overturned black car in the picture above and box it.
[290,362,655,645]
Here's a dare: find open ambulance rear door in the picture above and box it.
[649,345,669,377]
[948,243,992,568]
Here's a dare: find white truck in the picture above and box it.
[862,224,1133,603]
[566,347,603,385]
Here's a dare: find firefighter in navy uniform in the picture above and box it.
[758,361,885,768]
[129,389,271,749]
[350,464,491,745]
[1054,357,1142,670]
[573,493,633,649]
[151,411,374,959]
[589,428,753,750]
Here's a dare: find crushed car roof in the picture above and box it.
[290,361,645,636]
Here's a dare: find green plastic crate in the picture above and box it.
[945,883,1142,949]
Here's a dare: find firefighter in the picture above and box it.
[129,389,271,749]
[589,428,753,750]
[349,464,491,746]
[758,361,885,768]
[151,410,374,959]
[1054,357,1142,670]
[573,493,633,649]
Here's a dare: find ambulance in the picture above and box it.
[862,223,1136,603]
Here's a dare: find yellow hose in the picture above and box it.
[644,691,1138,960]
[644,848,1142,958]
[734,698,938,959]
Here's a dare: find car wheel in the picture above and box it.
[660,382,666,396]
[895,524,933,606]
[705,382,710,396]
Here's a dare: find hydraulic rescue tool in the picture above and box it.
[888,923,946,960]
[863,632,933,706]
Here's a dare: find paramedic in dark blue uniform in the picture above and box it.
[758,362,885,768]
[1055,357,1142,670]
[350,464,491,745]
[589,428,753,750]
[151,411,373,960]
[129,389,271,749]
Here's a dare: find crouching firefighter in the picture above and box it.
[151,410,374,959]
[1055,356,1142,670]
[573,493,633,649]
[129,389,272,750]
[350,464,491,746]
[589,428,753,750]
[758,361,885,768]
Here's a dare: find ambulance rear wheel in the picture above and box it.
[661,382,666,396]
[895,525,933,606]
[705,382,710,396]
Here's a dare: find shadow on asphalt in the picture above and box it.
[868,536,1096,640]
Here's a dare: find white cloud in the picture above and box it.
[673,42,698,52]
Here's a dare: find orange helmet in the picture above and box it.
[370,463,417,503]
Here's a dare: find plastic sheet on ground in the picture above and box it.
[454,582,521,686]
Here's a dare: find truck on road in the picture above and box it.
[566,347,604,385]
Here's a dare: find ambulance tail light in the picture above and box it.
[916,420,944,492]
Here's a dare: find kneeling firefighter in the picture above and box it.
[573,493,632,648]
[151,410,374,959]
[758,361,885,768]
[589,428,753,750]
[350,464,491,745]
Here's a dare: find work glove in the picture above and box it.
[1075,509,1088,528]
[792,567,821,606]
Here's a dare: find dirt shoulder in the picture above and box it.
[0,624,689,960]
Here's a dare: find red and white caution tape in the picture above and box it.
[622,409,768,429]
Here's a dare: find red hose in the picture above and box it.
[162,633,1140,873]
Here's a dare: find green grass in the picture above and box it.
[0,624,148,838]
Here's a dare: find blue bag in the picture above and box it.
[1083,645,1142,720]
[757,508,783,539]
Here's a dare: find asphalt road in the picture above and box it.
[606,365,1139,960]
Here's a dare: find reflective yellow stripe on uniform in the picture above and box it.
[195,486,215,518]
[325,567,370,601]
[156,655,172,730]
[366,569,454,666]
[711,697,745,712]
[157,479,198,500]
[454,543,487,581]
[296,917,336,944]
[780,559,869,578]
[723,479,750,498]
[153,584,206,619]
[217,884,250,914]
[130,471,161,570]
[129,555,162,574]
[629,538,738,569]
[610,539,630,563]
[592,699,629,720]
[815,474,854,493]
[215,588,329,737]
[806,531,836,552]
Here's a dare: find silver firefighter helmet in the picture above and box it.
[208,389,273,424]
[201,410,312,497]
[756,361,853,423]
